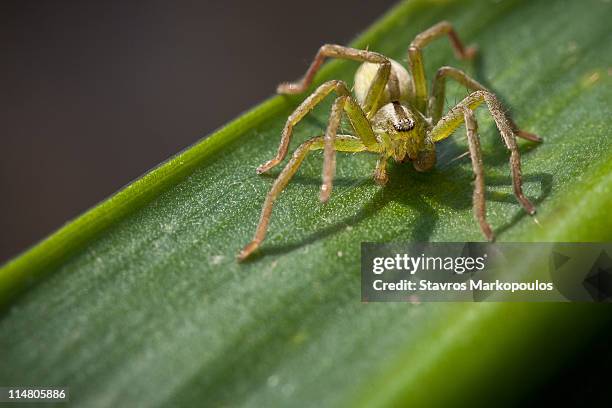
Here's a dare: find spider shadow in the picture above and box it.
[250,157,552,261]
[256,166,446,260]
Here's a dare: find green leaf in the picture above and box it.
[1,0,611,406]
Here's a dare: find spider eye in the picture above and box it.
[393,118,415,132]
[389,102,416,132]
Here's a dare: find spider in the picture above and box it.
[238,21,541,261]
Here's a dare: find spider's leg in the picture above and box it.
[429,66,486,123]
[429,90,536,216]
[463,106,494,241]
[259,79,381,174]
[322,94,387,201]
[277,44,391,116]
[321,96,344,202]
[373,156,389,186]
[429,66,542,142]
[408,21,477,114]
[258,80,350,174]
[238,135,368,261]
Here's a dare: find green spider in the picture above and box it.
[238,21,541,261]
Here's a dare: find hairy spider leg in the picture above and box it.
[463,106,494,240]
[429,90,536,216]
[374,155,389,186]
[257,80,379,175]
[320,96,345,203]
[429,66,542,142]
[320,93,393,202]
[408,21,477,114]
[277,44,391,117]
[238,135,371,261]
[429,66,487,123]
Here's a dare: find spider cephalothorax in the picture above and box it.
[238,21,541,261]
[370,101,433,169]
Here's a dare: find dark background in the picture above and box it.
[0,0,397,262]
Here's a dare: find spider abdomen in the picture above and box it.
[354,59,412,108]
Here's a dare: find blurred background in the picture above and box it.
[0,0,397,262]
